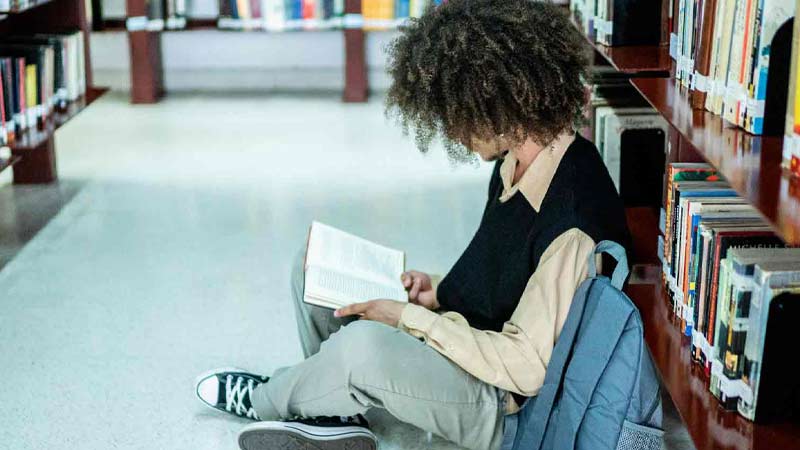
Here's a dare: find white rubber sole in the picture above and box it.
[238,421,378,450]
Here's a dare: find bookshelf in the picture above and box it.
[120,0,369,104]
[629,77,800,245]
[1,0,107,183]
[579,18,800,450]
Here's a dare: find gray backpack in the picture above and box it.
[500,241,664,450]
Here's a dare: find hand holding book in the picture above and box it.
[401,270,440,310]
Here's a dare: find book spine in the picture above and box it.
[691,0,717,108]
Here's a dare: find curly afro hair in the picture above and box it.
[385,0,590,162]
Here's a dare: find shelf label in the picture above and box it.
[693,73,709,93]
[343,13,364,29]
[166,16,187,29]
[146,18,165,31]
[746,98,765,117]
[669,33,678,60]
[218,18,244,29]
[126,16,148,31]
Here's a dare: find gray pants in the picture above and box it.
[250,251,506,450]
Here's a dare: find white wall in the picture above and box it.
[91,30,399,92]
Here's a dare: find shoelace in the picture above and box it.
[225,375,260,419]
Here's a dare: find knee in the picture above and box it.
[325,321,398,369]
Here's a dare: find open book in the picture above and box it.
[303,221,408,310]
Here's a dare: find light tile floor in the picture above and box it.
[0,91,694,450]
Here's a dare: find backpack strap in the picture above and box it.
[518,278,593,449]
[587,240,629,290]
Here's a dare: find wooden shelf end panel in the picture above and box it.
[128,31,165,104]
[343,28,368,103]
[10,138,57,184]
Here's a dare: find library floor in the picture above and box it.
[0,91,693,450]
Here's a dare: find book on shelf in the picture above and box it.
[659,162,800,423]
[610,115,668,207]
[784,0,800,173]
[739,262,800,421]
[709,248,798,409]
[363,0,396,30]
[303,221,408,310]
[590,104,668,208]
[575,0,795,137]
[571,0,663,46]
[680,0,794,135]
[217,0,429,30]
[662,164,721,265]
[0,31,85,146]
[690,0,718,109]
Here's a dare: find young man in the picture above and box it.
[195,1,631,449]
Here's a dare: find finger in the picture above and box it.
[401,273,412,288]
[410,278,421,300]
[335,302,370,318]
[418,290,434,304]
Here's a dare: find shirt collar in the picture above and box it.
[498,130,576,212]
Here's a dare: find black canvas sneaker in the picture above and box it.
[195,368,269,420]
[238,415,377,450]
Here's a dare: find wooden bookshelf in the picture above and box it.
[1,0,107,183]
[575,11,800,448]
[630,77,800,245]
[591,41,671,75]
[9,87,109,151]
[99,18,217,31]
[123,0,369,104]
[621,207,800,450]
[625,280,800,450]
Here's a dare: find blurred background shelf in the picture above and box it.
[1,0,106,184]
[0,0,54,14]
[8,88,110,152]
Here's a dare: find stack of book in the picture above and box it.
[217,0,439,31]
[0,31,86,146]
[661,161,800,422]
[127,0,188,31]
[672,0,794,136]
[585,69,667,208]
[572,0,797,137]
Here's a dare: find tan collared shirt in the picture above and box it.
[397,131,598,413]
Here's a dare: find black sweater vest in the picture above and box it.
[436,134,631,332]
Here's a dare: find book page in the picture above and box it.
[306,221,405,284]
[304,265,407,309]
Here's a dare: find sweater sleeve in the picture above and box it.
[397,228,596,396]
